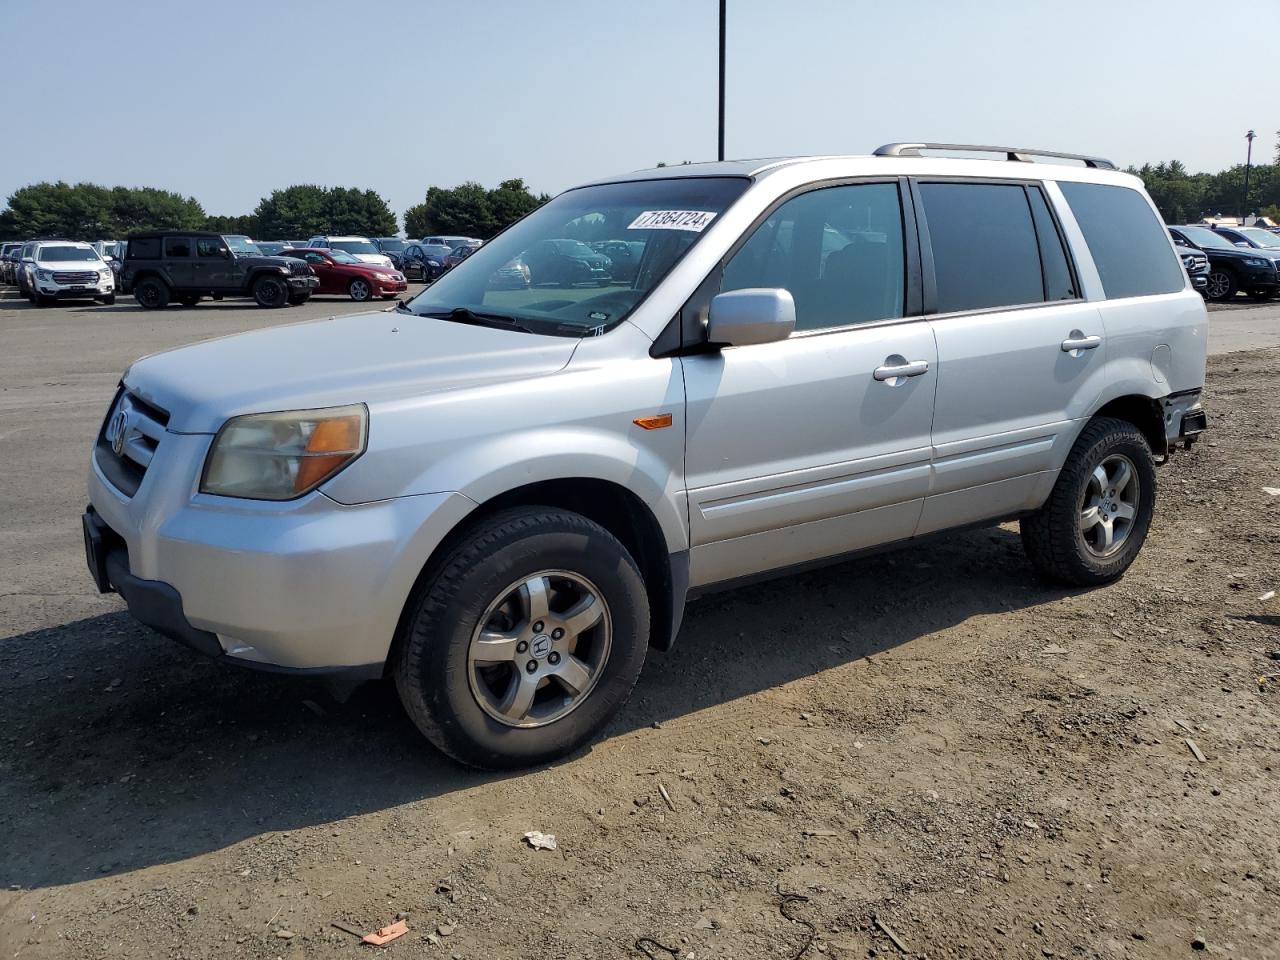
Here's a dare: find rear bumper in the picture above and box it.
[1162,390,1206,448]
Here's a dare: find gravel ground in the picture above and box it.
[1,294,1278,959]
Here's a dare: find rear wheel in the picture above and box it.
[348,278,372,302]
[1205,268,1237,301]
[1020,417,1156,586]
[253,275,287,308]
[394,507,650,769]
[133,276,170,310]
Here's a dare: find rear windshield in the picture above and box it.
[38,246,100,262]
[330,239,379,255]
[376,239,407,252]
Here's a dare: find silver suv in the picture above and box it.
[83,143,1208,769]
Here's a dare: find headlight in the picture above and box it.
[36,269,52,281]
[373,272,394,280]
[1244,257,1268,268]
[98,268,112,280]
[201,404,368,500]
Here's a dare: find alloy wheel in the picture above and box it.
[1206,272,1231,299]
[1078,453,1139,558]
[467,570,612,728]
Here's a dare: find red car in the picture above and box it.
[281,248,407,302]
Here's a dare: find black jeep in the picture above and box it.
[120,231,319,309]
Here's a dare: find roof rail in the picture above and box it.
[874,142,1116,171]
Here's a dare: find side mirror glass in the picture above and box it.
[1235,241,1251,248]
[706,288,796,347]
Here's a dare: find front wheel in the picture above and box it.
[394,507,650,769]
[1205,269,1237,301]
[348,278,372,302]
[1020,417,1156,586]
[253,275,288,308]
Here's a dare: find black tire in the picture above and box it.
[1020,417,1157,586]
[1205,268,1237,302]
[253,275,288,308]
[394,507,650,769]
[288,293,311,305]
[97,294,116,305]
[348,278,372,302]
[35,293,54,308]
[1247,289,1274,302]
[133,276,170,310]
[178,294,201,307]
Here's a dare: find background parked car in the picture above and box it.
[306,235,393,267]
[1169,225,1278,302]
[1176,246,1210,296]
[401,243,447,282]
[442,240,483,272]
[1211,225,1280,259]
[521,238,612,287]
[26,240,115,306]
[488,256,531,289]
[372,237,407,270]
[589,239,644,283]
[282,247,406,302]
[0,242,21,283]
[256,241,288,256]
[420,234,478,250]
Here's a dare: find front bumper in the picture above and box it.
[375,278,408,295]
[38,282,114,298]
[87,430,476,671]
[287,275,320,292]
[1190,275,1208,293]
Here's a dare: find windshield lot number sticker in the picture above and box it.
[628,210,718,232]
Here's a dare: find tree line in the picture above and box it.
[0,179,549,243]
[1127,158,1280,225]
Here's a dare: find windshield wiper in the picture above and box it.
[422,306,537,334]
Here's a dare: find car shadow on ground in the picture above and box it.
[0,525,1073,889]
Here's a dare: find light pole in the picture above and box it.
[1241,129,1256,224]
[718,0,726,162]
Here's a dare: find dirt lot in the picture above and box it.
[1,296,1279,959]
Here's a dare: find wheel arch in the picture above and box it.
[387,477,686,678]
[1089,394,1166,459]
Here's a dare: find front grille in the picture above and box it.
[52,270,97,284]
[94,389,169,498]
[289,260,311,276]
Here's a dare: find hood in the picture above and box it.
[350,252,393,266]
[124,311,579,433]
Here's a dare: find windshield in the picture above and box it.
[1238,227,1280,248]
[330,250,361,264]
[377,239,407,252]
[407,176,750,336]
[330,239,379,255]
[223,235,263,256]
[257,241,286,254]
[1177,226,1235,250]
[38,246,100,262]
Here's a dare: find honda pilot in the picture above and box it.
[83,143,1208,769]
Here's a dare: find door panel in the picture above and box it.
[683,320,937,586]
[919,300,1106,534]
[161,237,193,288]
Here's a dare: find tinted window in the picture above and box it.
[196,237,226,257]
[1059,182,1184,299]
[129,237,161,259]
[1027,187,1078,301]
[918,182,1042,313]
[163,237,191,258]
[721,182,906,331]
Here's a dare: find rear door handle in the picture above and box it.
[1061,334,1102,352]
[873,359,930,381]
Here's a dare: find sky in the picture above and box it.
[3,0,1276,227]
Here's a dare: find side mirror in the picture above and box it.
[706,288,796,347]
[1235,241,1251,248]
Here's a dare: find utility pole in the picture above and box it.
[1242,129,1256,224]
[718,0,726,162]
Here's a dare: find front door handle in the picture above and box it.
[1061,334,1102,352]
[873,359,930,382]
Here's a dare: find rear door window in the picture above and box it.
[1027,187,1078,301]
[917,182,1043,313]
[163,237,191,258]
[129,237,161,259]
[1058,181,1184,299]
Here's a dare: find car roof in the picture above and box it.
[36,240,92,248]
[128,230,228,239]
[577,149,1136,190]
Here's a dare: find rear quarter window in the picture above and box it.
[1059,182,1184,299]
